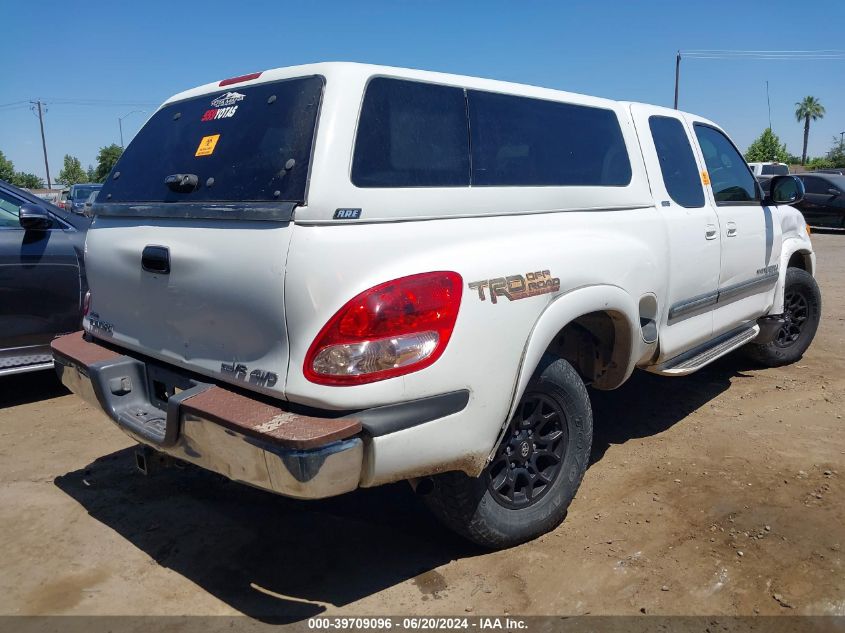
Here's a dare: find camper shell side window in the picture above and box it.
[351,77,632,189]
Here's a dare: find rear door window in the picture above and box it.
[467,90,631,187]
[99,76,324,205]
[800,176,827,194]
[694,124,759,204]
[648,116,705,208]
[352,78,470,187]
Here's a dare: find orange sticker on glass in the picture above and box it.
[195,134,220,157]
[701,171,711,185]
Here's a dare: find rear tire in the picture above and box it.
[424,355,592,549]
[745,267,821,367]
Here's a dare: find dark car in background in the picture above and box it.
[64,183,102,215]
[794,173,845,229]
[82,190,99,217]
[0,179,90,376]
[756,175,774,195]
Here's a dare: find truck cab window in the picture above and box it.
[694,124,759,204]
[648,115,705,208]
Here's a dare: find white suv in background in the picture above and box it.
[748,161,790,177]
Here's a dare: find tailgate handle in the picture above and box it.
[142,245,170,274]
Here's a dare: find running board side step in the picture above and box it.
[649,325,760,376]
[0,347,54,377]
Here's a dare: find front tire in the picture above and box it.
[745,267,821,367]
[424,356,593,549]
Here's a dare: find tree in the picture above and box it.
[86,164,97,182]
[745,128,789,163]
[1,150,45,188]
[57,154,87,186]
[807,157,834,170]
[794,96,825,165]
[0,150,15,182]
[826,136,845,168]
[94,144,123,182]
[11,172,44,189]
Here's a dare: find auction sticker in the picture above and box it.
[195,134,220,157]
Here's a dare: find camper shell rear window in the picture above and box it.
[97,76,324,213]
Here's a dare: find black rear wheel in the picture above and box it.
[487,393,567,509]
[424,355,592,549]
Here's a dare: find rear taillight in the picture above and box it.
[304,272,463,386]
[83,290,91,316]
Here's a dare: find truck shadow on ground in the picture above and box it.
[54,354,755,623]
[588,353,751,465]
[0,371,68,408]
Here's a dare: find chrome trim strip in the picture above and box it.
[717,270,779,303]
[668,270,780,323]
[667,291,718,321]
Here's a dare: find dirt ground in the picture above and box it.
[0,234,843,624]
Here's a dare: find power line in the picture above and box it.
[673,49,845,108]
[682,49,845,60]
[32,97,160,107]
[683,49,845,53]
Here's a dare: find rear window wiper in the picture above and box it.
[165,173,199,193]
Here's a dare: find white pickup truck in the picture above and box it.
[53,63,820,548]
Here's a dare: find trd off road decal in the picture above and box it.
[201,91,245,121]
[469,270,561,304]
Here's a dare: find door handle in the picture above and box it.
[705,224,717,240]
[726,222,738,237]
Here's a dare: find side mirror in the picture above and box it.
[19,203,54,231]
[765,175,804,206]
[829,188,841,196]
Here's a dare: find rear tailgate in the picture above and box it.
[84,74,325,397]
[84,217,292,396]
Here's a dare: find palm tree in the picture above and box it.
[795,96,825,165]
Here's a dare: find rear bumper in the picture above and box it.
[51,332,363,499]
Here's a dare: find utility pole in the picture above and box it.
[673,51,681,109]
[118,110,146,149]
[31,100,51,189]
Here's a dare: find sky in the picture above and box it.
[2,0,844,186]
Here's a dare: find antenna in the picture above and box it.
[766,81,772,130]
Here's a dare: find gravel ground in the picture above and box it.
[0,233,842,623]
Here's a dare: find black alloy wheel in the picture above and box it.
[486,392,567,509]
[774,288,809,348]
